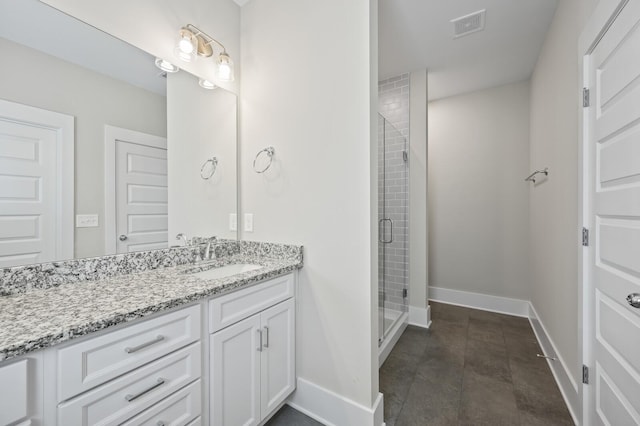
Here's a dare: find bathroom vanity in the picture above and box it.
[0,241,302,426]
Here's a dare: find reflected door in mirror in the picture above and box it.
[0,99,74,267]
[106,126,168,254]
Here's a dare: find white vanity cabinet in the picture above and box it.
[51,304,203,426]
[0,271,298,426]
[209,274,296,426]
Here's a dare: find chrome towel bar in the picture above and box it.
[525,168,549,184]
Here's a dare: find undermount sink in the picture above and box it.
[190,263,263,280]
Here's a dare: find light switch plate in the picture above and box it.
[244,213,254,232]
[229,213,237,231]
[76,214,99,228]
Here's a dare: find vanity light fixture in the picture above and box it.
[175,24,235,82]
[199,79,217,90]
[154,58,179,73]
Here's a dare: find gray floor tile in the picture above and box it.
[501,316,535,337]
[458,370,520,426]
[390,325,431,359]
[468,317,505,346]
[379,301,573,426]
[395,369,462,426]
[264,405,323,426]
[510,359,572,423]
[464,337,512,384]
[429,302,470,325]
[380,351,420,424]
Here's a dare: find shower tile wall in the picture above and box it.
[379,74,409,314]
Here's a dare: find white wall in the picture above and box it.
[240,0,380,418]
[0,37,167,259]
[428,80,530,300]
[529,0,599,392]
[40,0,240,94]
[409,70,429,323]
[167,72,237,242]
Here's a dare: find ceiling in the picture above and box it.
[379,0,559,100]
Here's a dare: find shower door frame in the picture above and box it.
[378,113,409,345]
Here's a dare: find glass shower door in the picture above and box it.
[378,114,409,344]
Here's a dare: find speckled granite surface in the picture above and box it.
[0,241,303,362]
[0,239,241,296]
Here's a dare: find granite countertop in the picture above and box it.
[0,249,302,362]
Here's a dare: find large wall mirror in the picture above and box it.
[0,0,238,268]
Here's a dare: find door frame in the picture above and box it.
[0,98,74,262]
[104,125,167,254]
[578,0,630,424]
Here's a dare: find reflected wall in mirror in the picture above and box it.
[167,72,237,243]
[0,0,237,268]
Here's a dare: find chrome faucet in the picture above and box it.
[175,233,189,246]
[204,241,214,261]
[203,236,218,261]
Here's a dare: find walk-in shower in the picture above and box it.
[378,113,409,364]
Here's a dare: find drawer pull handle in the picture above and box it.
[125,377,165,402]
[125,335,165,353]
[263,326,269,348]
[257,329,263,352]
[157,422,165,426]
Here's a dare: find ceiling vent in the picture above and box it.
[451,9,486,38]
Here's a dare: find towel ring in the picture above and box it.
[200,157,218,180]
[253,146,275,173]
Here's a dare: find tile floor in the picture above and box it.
[266,301,572,425]
[380,302,573,426]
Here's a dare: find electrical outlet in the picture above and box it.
[229,213,237,231]
[76,214,99,228]
[244,213,254,232]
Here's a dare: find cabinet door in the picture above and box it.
[260,298,295,419]
[210,314,261,426]
[0,358,40,425]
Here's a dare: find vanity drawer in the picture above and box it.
[209,273,294,333]
[0,359,28,425]
[58,342,201,426]
[57,304,201,401]
[121,379,201,426]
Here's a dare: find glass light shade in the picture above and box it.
[175,28,197,62]
[154,58,179,73]
[216,52,234,82]
[199,79,216,90]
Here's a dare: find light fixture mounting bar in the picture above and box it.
[185,23,227,54]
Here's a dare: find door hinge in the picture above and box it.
[583,88,590,107]
[582,227,590,247]
[403,288,408,298]
[582,365,589,384]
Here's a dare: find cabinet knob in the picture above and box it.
[119,234,128,241]
[627,293,640,309]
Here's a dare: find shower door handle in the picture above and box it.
[379,218,393,244]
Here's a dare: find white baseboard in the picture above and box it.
[408,305,432,328]
[528,303,580,425]
[288,378,385,426]
[429,286,530,317]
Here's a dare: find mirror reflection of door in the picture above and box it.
[0,99,74,267]
[105,126,168,254]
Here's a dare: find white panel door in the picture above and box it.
[586,1,640,424]
[210,314,261,426]
[115,139,168,253]
[0,99,73,267]
[260,298,295,419]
